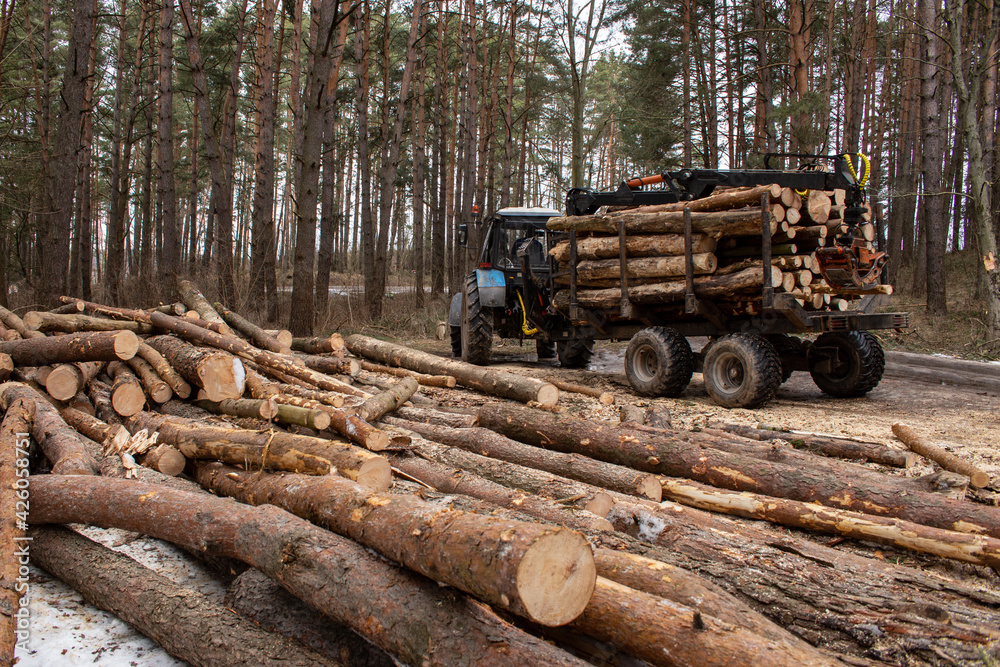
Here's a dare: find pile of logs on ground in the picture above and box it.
[547,184,887,314]
[1,283,998,666]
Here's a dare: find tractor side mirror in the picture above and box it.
[456,223,469,249]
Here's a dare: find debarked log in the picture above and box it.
[28,525,339,667]
[27,476,590,667]
[195,463,597,626]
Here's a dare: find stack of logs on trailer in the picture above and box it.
[0,281,997,667]
[548,183,886,314]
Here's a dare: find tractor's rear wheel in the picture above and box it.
[808,331,884,397]
[536,339,556,360]
[461,273,493,365]
[624,327,693,397]
[450,326,462,358]
[702,333,782,408]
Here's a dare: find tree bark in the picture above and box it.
[345,335,559,405]
[659,476,1000,570]
[0,398,32,664]
[0,331,138,366]
[22,311,152,334]
[27,476,589,667]
[225,569,396,667]
[571,253,718,282]
[386,419,660,502]
[352,377,418,422]
[550,233,717,263]
[128,411,391,490]
[215,302,289,353]
[146,335,245,402]
[478,403,1000,538]
[298,354,358,376]
[125,355,172,403]
[552,267,783,309]
[548,207,776,237]
[58,406,129,454]
[358,360,457,387]
[135,342,191,399]
[28,526,342,666]
[892,423,991,488]
[196,462,596,626]
[125,412,331,475]
[136,443,187,477]
[290,333,345,355]
[177,279,227,326]
[195,397,279,420]
[157,0,179,291]
[0,383,99,475]
[544,378,614,405]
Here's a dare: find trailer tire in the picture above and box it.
[808,331,884,397]
[536,340,556,360]
[462,273,493,365]
[625,327,693,397]
[702,333,782,408]
[557,336,594,368]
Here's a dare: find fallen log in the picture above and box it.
[391,430,618,517]
[478,403,1000,538]
[385,419,661,502]
[659,476,1000,570]
[0,354,10,381]
[549,233,717,263]
[291,333,346,355]
[125,355,173,403]
[58,406,130,453]
[178,279,227,327]
[215,302,290,354]
[107,361,147,416]
[389,454,614,533]
[545,378,614,405]
[0,330,139,366]
[146,335,245,401]
[197,462,596,626]
[358,359,457,387]
[297,354,359,376]
[225,569,396,667]
[136,443,187,477]
[707,422,916,468]
[44,361,103,402]
[28,525,343,667]
[195,397,280,420]
[263,329,294,347]
[352,376,419,422]
[22,311,152,333]
[67,390,94,415]
[135,342,192,399]
[345,335,559,406]
[569,577,840,667]
[0,383,99,475]
[552,266,783,309]
[0,398,32,664]
[0,305,45,339]
[892,423,990,488]
[547,207,776,237]
[125,412,331,475]
[273,403,333,431]
[394,405,477,428]
[28,476,589,667]
[129,411,391,490]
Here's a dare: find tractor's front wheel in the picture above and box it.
[557,336,594,368]
[461,273,493,365]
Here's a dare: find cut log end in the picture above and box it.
[636,475,663,502]
[598,392,615,405]
[312,411,333,432]
[113,331,141,360]
[584,492,614,518]
[365,431,391,452]
[971,471,991,489]
[536,384,560,407]
[357,458,393,492]
[515,529,597,627]
[45,365,81,401]
[111,383,146,417]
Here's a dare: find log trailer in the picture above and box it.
[448,153,909,408]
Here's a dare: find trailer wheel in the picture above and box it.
[808,331,884,397]
[702,333,782,408]
[624,327,693,397]
[450,326,462,357]
[557,336,594,368]
[462,273,493,365]
[536,339,556,360]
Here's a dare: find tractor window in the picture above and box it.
[495,227,548,270]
